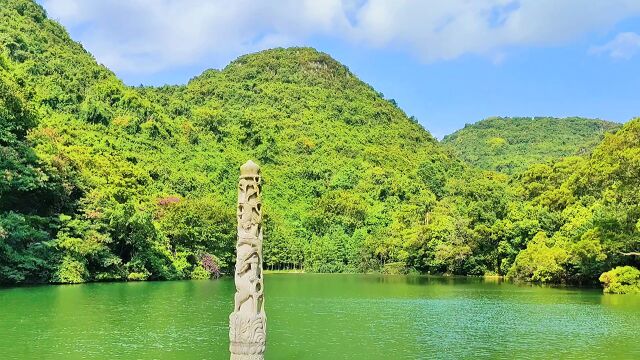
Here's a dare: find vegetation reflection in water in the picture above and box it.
[1,274,639,360]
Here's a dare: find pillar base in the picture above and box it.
[229,311,266,359]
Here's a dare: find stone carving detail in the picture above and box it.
[230,160,266,360]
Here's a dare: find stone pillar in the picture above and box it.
[229,160,266,360]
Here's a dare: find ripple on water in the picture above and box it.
[1,275,639,360]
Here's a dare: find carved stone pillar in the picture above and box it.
[229,160,266,360]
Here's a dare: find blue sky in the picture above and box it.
[39,0,640,138]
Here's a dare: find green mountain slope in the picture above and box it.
[506,117,640,284]
[442,117,620,174]
[0,0,463,283]
[1,0,637,287]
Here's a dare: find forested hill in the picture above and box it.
[0,0,463,283]
[1,0,638,290]
[442,117,620,174]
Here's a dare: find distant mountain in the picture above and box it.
[442,117,620,174]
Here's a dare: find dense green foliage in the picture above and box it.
[504,118,640,283]
[0,0,232,283]
[0,62,62,283]
[599,266,640,294]
[442,117,620,174]
[0,0,637,289]
[0,0,462,282]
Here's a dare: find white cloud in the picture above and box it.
[590,32,640,60]
[40,0,640,75]
[352,0,640,61]
[41,0,353,73]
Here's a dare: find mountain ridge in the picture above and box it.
[442,116,621,174]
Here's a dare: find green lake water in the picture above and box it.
[1,274,639,359]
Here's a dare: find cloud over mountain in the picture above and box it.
[41,0,640,74]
